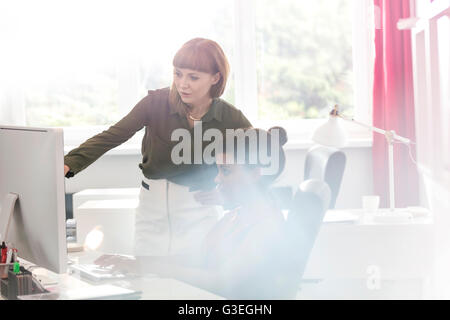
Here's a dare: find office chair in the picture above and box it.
[270,145,345,211]
[284,179,331,295]
[304,145,346,209]
[220,179,330,300]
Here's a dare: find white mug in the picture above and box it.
[362,195,380,213]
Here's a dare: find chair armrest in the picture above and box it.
[270,186,294,210]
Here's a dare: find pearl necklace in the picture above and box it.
[187,100,213,121]
[188,113,202,121]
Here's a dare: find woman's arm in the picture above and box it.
[94,251,206,275]
[96,233,291,298]
[143,249,287,299]
[138,252,204,270]
[136,233,283,299]
[138,256,233,297]
[64,95,151,176]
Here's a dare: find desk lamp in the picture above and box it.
[312,105,413,222]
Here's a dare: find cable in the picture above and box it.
[392,140,419,167]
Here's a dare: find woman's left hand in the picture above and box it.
[94,254,140,274]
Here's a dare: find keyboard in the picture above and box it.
[70,264,131,282]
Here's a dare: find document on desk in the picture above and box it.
[17,284,142,300]
[323,210,360,224]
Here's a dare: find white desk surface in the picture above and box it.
[4,207,433,300]
[74,188,140,196]
[322,208,433,225]
[298,208,434,299]
[18,251,223,300]
[78,199,139,210]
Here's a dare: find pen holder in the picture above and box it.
[0,263,14,280]
[0,263,13,299]
[1,264,50,300]
[7,266,33,300]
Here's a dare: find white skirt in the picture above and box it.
[134,176,222,256]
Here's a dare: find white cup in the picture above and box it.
[362,195,380,213]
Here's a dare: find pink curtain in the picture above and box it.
[372,0,419,208]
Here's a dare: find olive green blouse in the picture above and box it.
[64,87,252,191]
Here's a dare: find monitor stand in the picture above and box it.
[67,243,84,253]
[0,193,18,242]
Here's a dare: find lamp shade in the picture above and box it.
[312,116,348,148]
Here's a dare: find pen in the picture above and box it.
[6,248,13,264]
[12,248,18,263]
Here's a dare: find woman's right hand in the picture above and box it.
[64,165,70,176]
[94,254,140,274]
[194,189,224,206]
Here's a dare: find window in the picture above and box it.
[0,0,234,128]
[0,0,374,147]
[255,0,354,121]
[411,0,450,185]
[234,0,374,141]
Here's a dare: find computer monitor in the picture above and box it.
[0,125,67,274]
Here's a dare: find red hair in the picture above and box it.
[169,38,230,113]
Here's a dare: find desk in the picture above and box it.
[75,199,138,254]
[69,251,223,300]
[72,188,140,254]
[72,191,434,299]
[2,251,223,300]
[298,209,434,299]
[72,188,140,215]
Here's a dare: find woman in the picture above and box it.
[95,127,301,299]
[64,38,252,256]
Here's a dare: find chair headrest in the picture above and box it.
[294,179,331,213]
